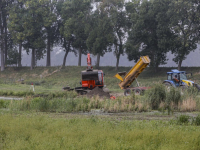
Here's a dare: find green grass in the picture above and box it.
[1,66,200,94]
[0,113,200,150]
[1,67,200,149]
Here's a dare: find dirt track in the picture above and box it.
[0,97,23,100]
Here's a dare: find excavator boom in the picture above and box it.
[115,56,150,89]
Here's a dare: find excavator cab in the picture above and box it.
[81,70,104,89]
[80,53,104,89]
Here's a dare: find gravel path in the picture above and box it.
[0,97,23,100]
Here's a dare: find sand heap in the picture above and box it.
[87,87,110,98]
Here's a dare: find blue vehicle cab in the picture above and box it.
[163,69,194,87]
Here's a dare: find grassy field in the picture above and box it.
[1,66,200,149]
[0,112,200,150]
[0,66,200,93]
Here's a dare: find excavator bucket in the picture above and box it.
[82,70,99,81]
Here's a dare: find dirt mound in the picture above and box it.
[87,87,110,98]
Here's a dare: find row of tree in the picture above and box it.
[0,0,200,71]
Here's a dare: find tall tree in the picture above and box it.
[100,0,127,70]
[168,0,200,70]
[86,3,113,67]
[56,0,76,67]
[0,0,11,71]
[8,1,25,67]
[61,0,92,66]
[41,0,57,67]
[126,0,173,72]
[0,0,5,71]
[17,0,46,70]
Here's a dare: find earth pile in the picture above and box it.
[87,87,110,98]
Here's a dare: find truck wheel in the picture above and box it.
[134,89,145,95]
[124,89,131,96]
[164,82,171,91]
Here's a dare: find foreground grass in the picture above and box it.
[0,113,200,150]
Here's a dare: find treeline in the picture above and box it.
[0,0,200,71]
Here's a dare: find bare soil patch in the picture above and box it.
[87,87,110,98]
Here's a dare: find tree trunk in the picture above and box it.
[46,34,51,66]
[4,17,7,65]
[62,50,69,67]
[115,53,120,71]
[178,60,182,71]
[18,42,22,67]
[1,40,5,72]
[62,41,71,67]
[4,16,8,64]
[155,63,158,73]
[96,53,100,68]
[0,14,5,71]
[78,48,82,66]
[31,48,35,70]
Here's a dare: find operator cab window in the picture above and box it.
[167,74,172,80]
[95,73,102,85]
[98,73,102,83]
[172,73,178,79]
[180,73,187,80]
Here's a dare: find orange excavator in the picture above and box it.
[74,53,105,94]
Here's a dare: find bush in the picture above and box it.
[192,115,200,126]
[38,98,51,112]
[19,99,31,111]
[0,100,10,108]
[166,87,182,108]
[146,84,166,109]
[177,115,190,125]
[186,87,199,98]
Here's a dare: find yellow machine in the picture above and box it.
[114,56,150,95]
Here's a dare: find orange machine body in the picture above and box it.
[81,54,104,89]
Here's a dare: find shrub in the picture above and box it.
[177,115,190,125]
[146,84,166,109]
[0,91,8,96]
[15,99,32,111]
[186,86,199,98]
[192,115,200,126]
[38,98,51,112]
[7,91,14,96]
[0,100,10,108]
[166,87,182,109]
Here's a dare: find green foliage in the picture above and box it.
[86,4,114,62]
[166,87,182,107]
[1,114,200,150]
[6,48,20,66]
[0,100,10,108]
[146,84,166,109]
[126,0,173,70]
[60,0,92,66]
[192,115,200,126]
[184,86,199,98]
[0,90,34,97]
[177,115,190,125]
[168,0,200,69]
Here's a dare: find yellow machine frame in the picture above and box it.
[114,56,150,89]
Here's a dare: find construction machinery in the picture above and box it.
[163,69,200,91]
[74,53,105,95]
[114,56,151,96]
